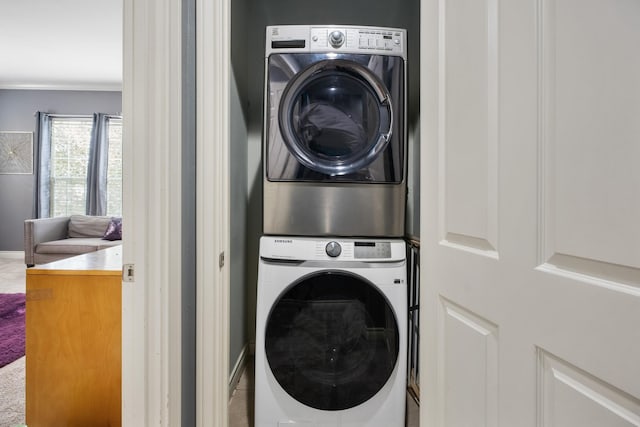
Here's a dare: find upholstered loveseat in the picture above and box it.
[24,215,122,267]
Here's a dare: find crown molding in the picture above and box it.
[0,82,122,92]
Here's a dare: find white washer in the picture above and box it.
[255,236,407,426]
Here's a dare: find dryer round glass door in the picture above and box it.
[264,270,399,411]
[278,59,393,176]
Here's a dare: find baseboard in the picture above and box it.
[0,251,24,260]
[229,344,249,397]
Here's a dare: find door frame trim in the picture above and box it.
[196,0,231,425]
[122,0,184,424]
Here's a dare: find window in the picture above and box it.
[49,116,122,217]
[106,118,123,216]
[50,117,92,217]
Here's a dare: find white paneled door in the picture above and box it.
[421,0,640,425]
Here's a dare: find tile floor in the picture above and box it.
[229,357,420,426]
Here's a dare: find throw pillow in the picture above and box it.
[102,217,123,241]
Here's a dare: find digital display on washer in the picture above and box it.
[354,241,391,259]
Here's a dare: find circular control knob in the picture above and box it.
[325,241,342,257]
[329,30,345,48]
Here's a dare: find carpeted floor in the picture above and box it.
[0,357,25,427]
[0,293,25,369]
[0,255,26,427]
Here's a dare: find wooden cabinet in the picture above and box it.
[26,246,122,427]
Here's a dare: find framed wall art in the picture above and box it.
[0,131,33,174]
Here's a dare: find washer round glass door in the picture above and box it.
[265,271,399,411]
[278,59,393,176]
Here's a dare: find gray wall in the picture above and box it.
[0,89,122,251]
[230,0,250,375]
[229,0,421,366]
[182,0,197,423]
[406,116,421,240]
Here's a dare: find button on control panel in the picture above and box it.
[329,30,345,48]
[325,241,342,257]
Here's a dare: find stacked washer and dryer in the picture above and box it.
[256,25,408,426]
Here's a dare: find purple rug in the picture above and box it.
[0,293,25,368]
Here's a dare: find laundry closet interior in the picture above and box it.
[228,0,421,424]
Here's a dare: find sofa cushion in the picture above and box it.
[36,238,105,255]
[97,240,122,250]
[68,215,112,238]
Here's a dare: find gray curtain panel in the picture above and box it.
[86,113,110,216]
[34,112,52,218]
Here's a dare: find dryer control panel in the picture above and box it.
[309,27,403,53]
[266,25,406,59]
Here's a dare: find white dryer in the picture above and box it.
[255,236,407,426]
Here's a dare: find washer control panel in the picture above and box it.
[259,236,405,263]
[321,241,394,259]
[267,25,406,58]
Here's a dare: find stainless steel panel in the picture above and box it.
[263,180,406,237]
